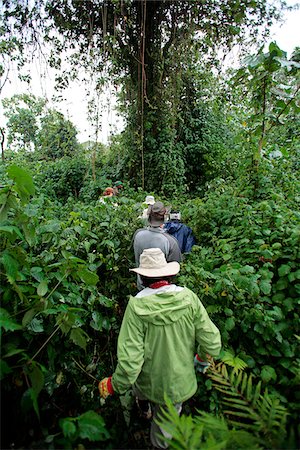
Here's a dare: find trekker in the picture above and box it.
[113,180,124,196]
[98,248,222,449]
[139,195,155,221]
[164,210,196,254]
[133,201,181,290]
[99,187,115,204]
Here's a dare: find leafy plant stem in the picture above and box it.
[267,84,300,134]
[27,325,60,364]
[45,271,69,300]
[71,357,98,382]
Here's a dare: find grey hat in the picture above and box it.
[148,201,166,226]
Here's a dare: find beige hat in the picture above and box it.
[130,248,180,277]
[145,195,155,205]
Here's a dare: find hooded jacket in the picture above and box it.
[111,286,221,404]
[164,221,196,254]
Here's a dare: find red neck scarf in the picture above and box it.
[149,280,170,289]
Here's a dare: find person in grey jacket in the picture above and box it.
[133,201,182,290]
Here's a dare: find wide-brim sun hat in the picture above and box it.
[145,195,155,205]
[130,248,180,277]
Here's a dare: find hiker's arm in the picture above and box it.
[111,303,145,394]
[194,297,221,360]
[165,234,182,262]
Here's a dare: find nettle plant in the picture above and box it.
[0,165,141,448]
[178,186,300,430]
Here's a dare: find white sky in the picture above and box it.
[1,1,299,145]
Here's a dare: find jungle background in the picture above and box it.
[0,1,299,449]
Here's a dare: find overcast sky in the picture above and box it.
[1,1,299,145]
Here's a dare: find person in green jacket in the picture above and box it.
[99,248,221,448]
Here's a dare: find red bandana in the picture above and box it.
[149,280,170,289]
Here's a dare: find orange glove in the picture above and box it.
[98,376,114,399]
[194,354,211,373]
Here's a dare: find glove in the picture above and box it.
[98,376,114,399]
[194,354,211,374]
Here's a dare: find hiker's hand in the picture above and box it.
[194,354,211,374]
[98,377,114,399]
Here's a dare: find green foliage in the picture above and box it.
[37,109,80,159]
[59,410,110,444]
[2,94,81,160]
[35,156,88,200]
[0,164,141,448]
[3,0,282,192]
[179,98,234,192]
[2,94,47,151]
[177,180,300,434]
[157,395,262,450]
[207,362,288,448]
[78,176,112,202]
[232,42,300,167]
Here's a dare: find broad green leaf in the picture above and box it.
[259,279,272,295]
[21,388,37,416]
[0,225,24,240]
[240,265,255,274]
[275,278,288,290]
[90,312,111,332]
[70,328,88,350]
[44,435,55,444]
[30,266,44,282]
[78,411,110,441]
[57,312,76,334]
[0,193,18,220]
[272,292,285,302]
[60,418,77,438]
[222,253,232,261]
[28,364,44,395]
[225,317,235,331]
[7,165,35,202]
[37,280,48,297]
[0,308,22,331]
[40,220,61,234]
[77,268,99,285]
[27,317,44,333]
[294,269,300,280]
[98,295,113,307]
[278,264,291,277]
[1,252,20,281]
[22,308,37,327]
[3,347,24,358]
[30,387,40,419]
[90,311,104,331]
[0,359,12,379]
[261,365,277,383]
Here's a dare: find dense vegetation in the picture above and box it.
[1,1,300,449]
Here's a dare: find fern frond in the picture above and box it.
[207,361,288,448]
[158,403,262,450]
[221,350,248,373]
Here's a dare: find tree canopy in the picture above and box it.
[1,0,287,192]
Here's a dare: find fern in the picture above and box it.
[221,349,248,373]
[156,397,262,450]
[207,361,288,448]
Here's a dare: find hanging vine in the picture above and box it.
[139,0,147,190]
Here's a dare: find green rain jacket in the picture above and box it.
[111,287,221,404]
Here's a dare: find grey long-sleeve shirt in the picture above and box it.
[133,226,182,289]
